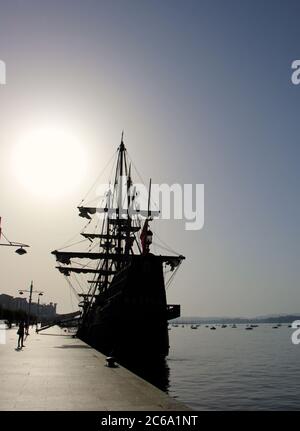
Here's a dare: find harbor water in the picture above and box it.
[166,323,300,410]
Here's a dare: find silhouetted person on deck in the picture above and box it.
[17,321,25,349]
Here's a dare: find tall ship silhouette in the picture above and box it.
[52,134,185,360]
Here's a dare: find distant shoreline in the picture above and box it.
[172,314,300,324]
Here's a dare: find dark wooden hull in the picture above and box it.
[77,254,180,359]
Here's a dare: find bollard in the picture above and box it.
[106,356,117,368]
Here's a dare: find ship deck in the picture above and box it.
[0,325,189,411]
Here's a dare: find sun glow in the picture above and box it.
[12,128,87,198]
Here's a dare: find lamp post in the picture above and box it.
[0,241,29,254]
[36,292,43,331]
[0,217,29,255]
[19,281,43,333]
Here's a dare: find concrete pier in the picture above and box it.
[0,326,189,411]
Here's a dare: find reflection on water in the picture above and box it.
[119,357,170,393]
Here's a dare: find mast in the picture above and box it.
[52,134,185,310]
[148,178,152,218]
[125,163,132,256]
[117,133,125,267]
[103,182,111,291]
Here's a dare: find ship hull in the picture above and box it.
[77,254,179,359]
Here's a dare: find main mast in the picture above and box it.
[116,134,125,268]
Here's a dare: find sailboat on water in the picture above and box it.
[51,134,185,360]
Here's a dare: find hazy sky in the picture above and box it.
[0,0,299,316]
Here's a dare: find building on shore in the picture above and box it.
[0,293,57,319]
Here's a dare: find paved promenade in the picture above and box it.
[0,325,188,411]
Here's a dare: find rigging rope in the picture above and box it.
[125,149,160,212]
[152,231,181,255]
[1,232,12,244]
[68,259,96,269]
[165,265,181,290]
[78,149,118,206]
[68,281,78,311]
[58,239,87,250]
[58,220,91,250]
[64,275,80,300]
[73,273,85,294]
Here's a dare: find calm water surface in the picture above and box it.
[166,324,300,410]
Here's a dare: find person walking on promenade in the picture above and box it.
[24,322,29,340]
[17,321,25,349]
